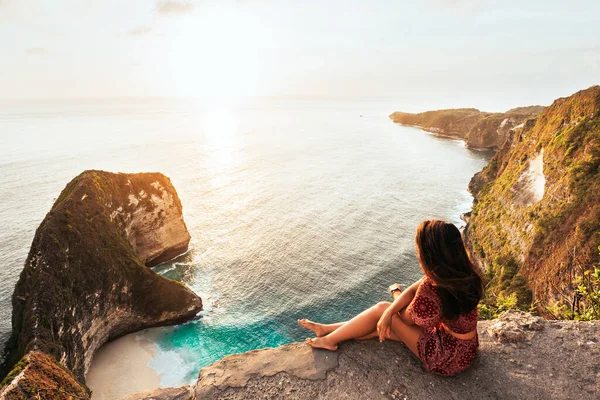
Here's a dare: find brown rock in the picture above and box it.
[119,179,191,267]
[120,386,193,400]
[194,342,339,398]
[0,351,89,399]
[485,311,544,343]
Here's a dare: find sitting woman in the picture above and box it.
[298,219,484,376]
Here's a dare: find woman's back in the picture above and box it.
[408,277,478,333]
[407,277,479,375]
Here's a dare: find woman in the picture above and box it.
[298,220,484,376]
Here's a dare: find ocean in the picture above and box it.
[0,97,492,387]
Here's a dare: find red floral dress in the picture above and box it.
[406,277,479,376]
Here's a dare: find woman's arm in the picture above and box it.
[377,276,424,341]
[391,287,417,325]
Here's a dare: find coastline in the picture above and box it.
[397,123,464,141]
[396,123,500,151]
[402,124,487,229]
[86,332,161,400]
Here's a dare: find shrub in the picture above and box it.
[545,245,600,320]
[478,292,519,319]
[571,264,600,320]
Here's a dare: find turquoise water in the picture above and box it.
[0,98,492,386]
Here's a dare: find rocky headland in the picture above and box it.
[389,106,544,150]
[0,170,202,399]
[122,311,599,400]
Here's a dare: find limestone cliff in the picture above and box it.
[389,106,544,150]
[121,311,600,400]
[123,178,191,267]
[0,170,202,397]
[465,86,600,315]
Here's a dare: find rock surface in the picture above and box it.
[0,170,202,398]
[121,386,193,400]
[122,179,191,267]
[389,106,544,150]
[194,343,339,398]
[120,311,599,400]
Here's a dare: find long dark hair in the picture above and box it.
[415,220,484,320]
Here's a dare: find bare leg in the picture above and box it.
[299,286,405,337]
[297,319,345,337]
[305,302,391,350]
[298,320,380,340]
[356,324,422,357]
[306,301,423,356]
[356,331,378,340]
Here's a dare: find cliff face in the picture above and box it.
[465,86,600,314]
[118,178,191,267]
[389,106,544,150]
[122,311,600,400]
[0,170,202,396]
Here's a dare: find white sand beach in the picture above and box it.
[86,333,161,400]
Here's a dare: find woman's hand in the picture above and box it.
[377,310,393,343]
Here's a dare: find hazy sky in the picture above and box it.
[1,0,599,110]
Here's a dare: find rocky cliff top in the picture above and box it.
[505,106,546,115]
[123,311,600,400]
[0,170,202,398]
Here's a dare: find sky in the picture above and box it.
[1,0,599,111]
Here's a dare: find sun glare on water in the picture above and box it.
[203,108,240,148]
[199,107,241,185]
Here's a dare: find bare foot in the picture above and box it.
[297,319,328,337]
[305,337,338,351]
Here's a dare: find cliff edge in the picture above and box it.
[123,311,599,400]
[0,170,202,398]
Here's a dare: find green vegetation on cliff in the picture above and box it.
[465,86,600,319]
[389,106,544,149]
[0,352,89,399]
